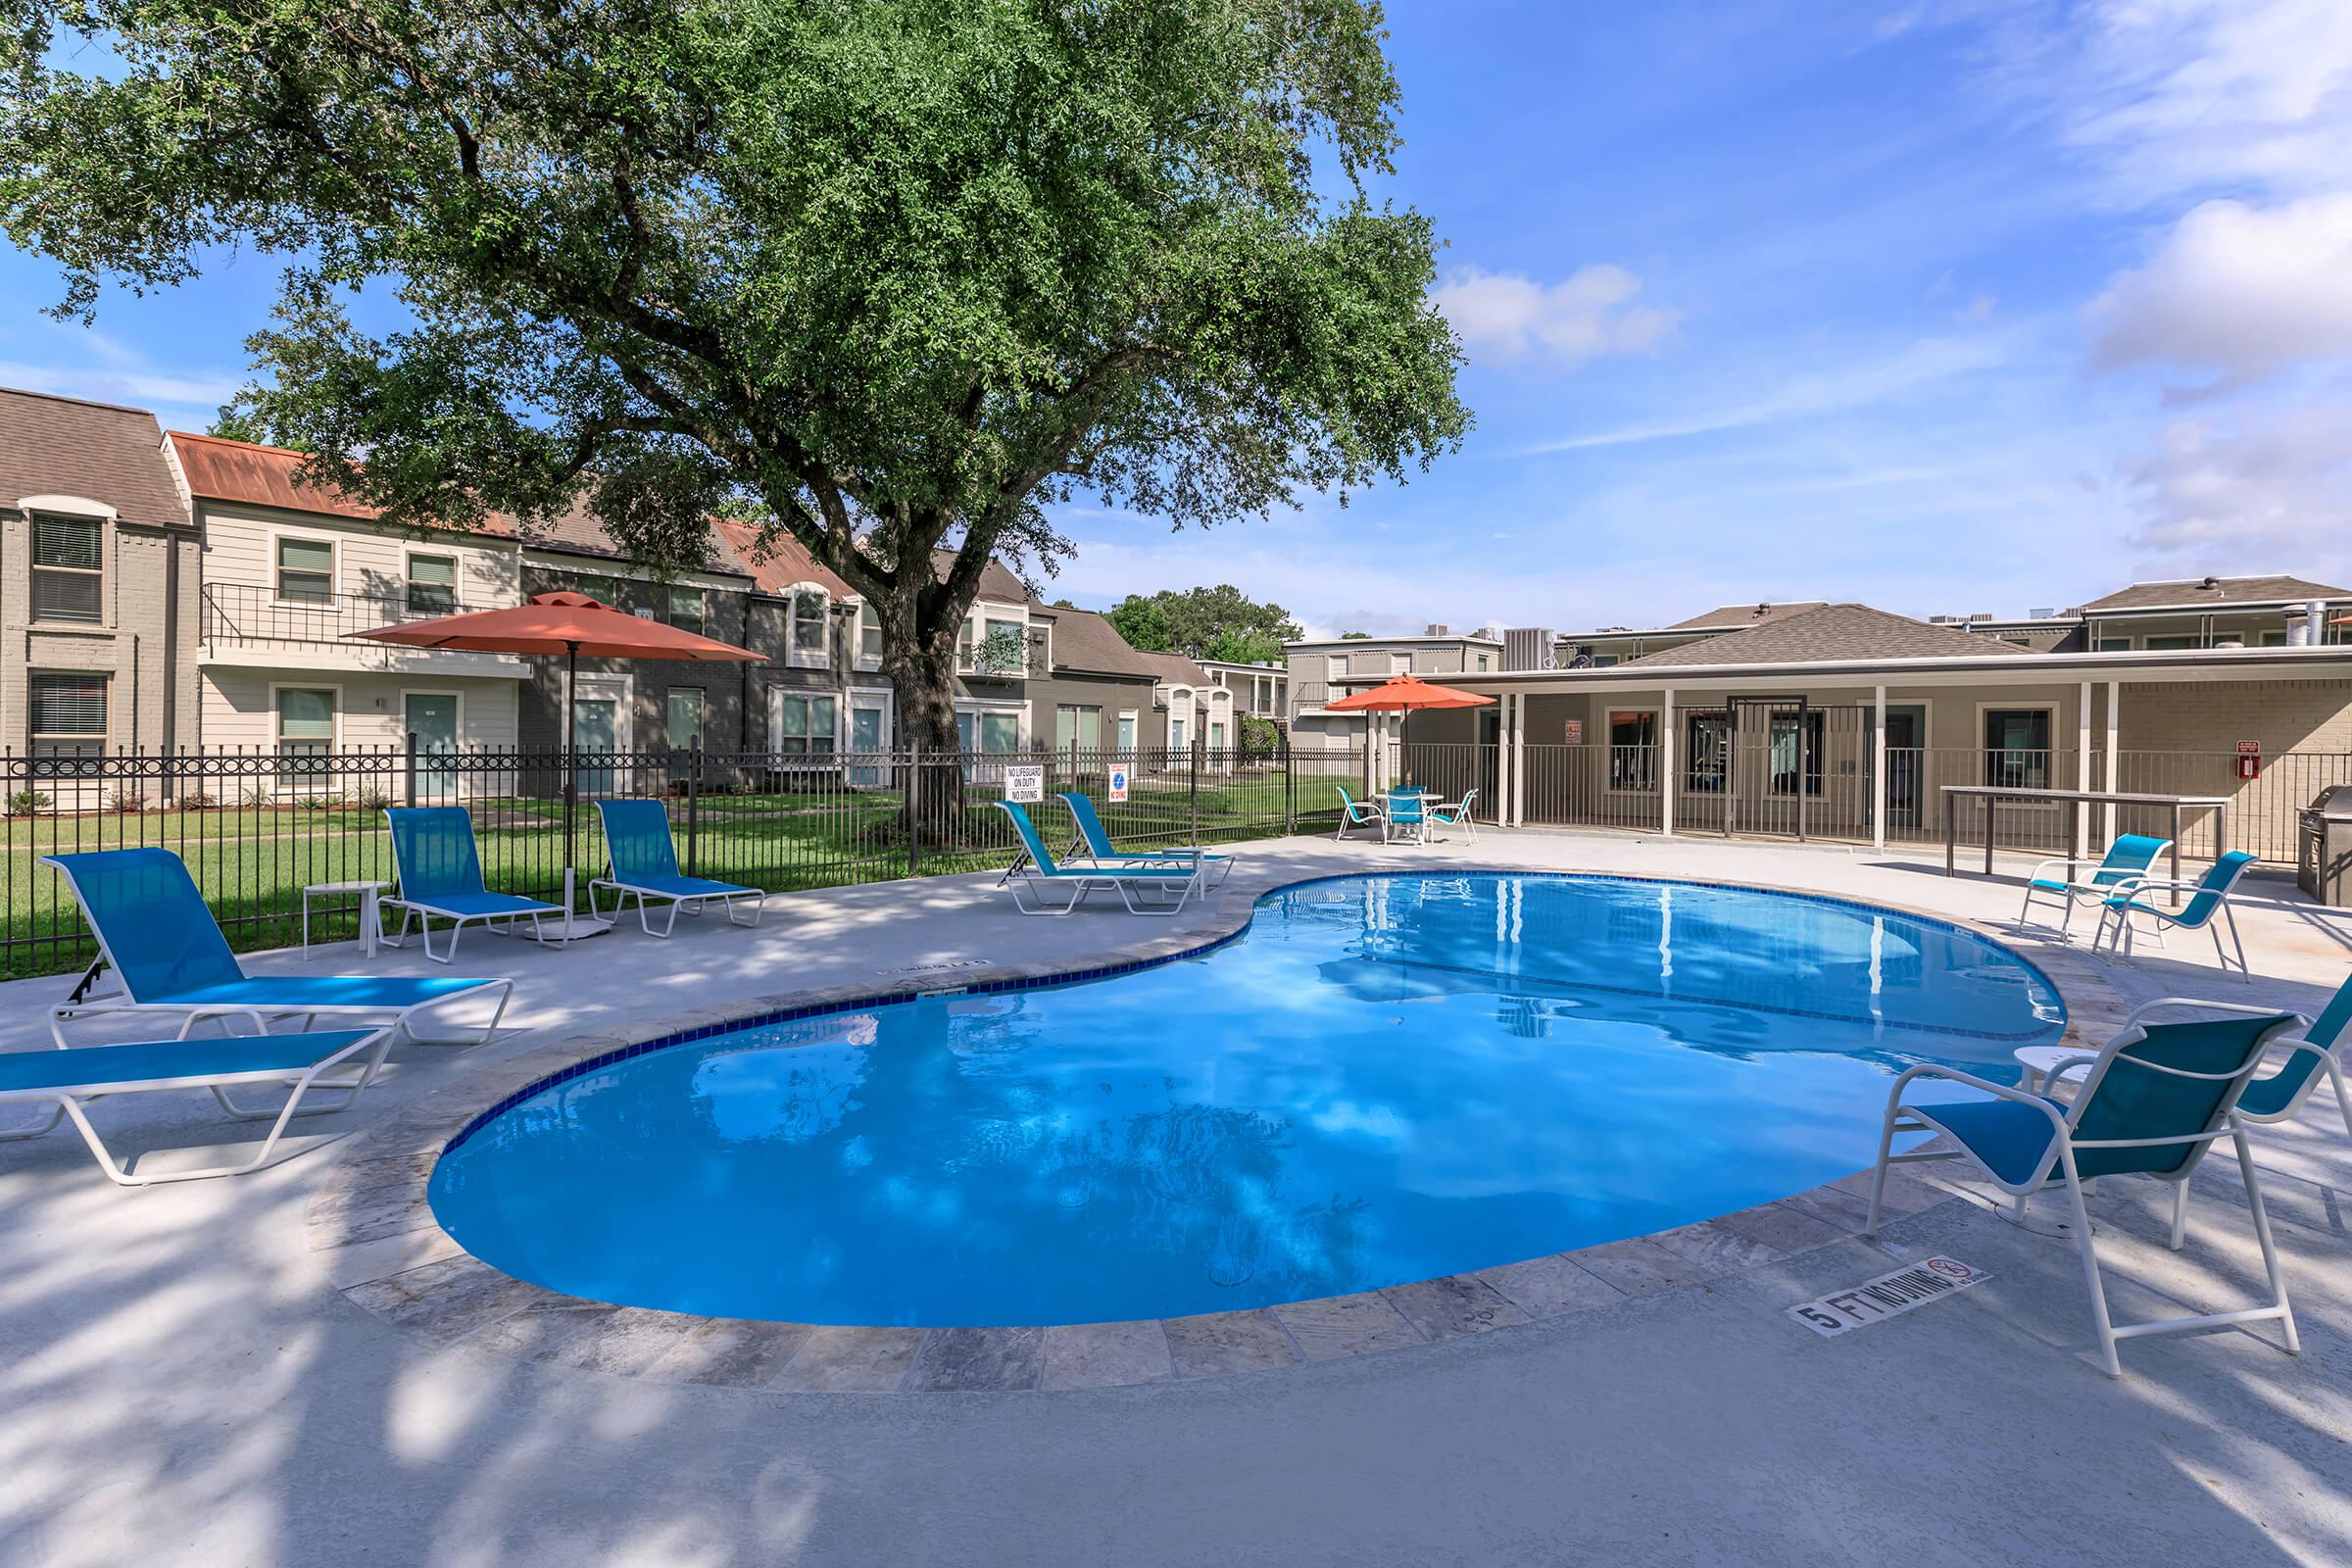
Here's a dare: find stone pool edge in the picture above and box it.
[306,861,2128,1396]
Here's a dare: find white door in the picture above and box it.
[404,693,459,800]
[569,674,630,796]
[848,693,890,788]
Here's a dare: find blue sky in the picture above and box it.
[5,0,2349,638]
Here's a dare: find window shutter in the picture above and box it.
[29,673,107,735]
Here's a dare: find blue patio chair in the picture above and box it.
[1866,998,2304,1377]
[0,1027,389,1185]
[42,848,514,1052]
[2092,850,2260,977]
[2018,833,2170,941]
[1056,793,1233,891]
[1427,789,1480,844]
[1334,786,1385,841]
[591,799,765,936]
[992,801,1200,916]
[1385,787,1428,846]
[380,807,566,964]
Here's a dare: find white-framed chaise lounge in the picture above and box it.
[993,801,1201,915]
[591,798,766,936]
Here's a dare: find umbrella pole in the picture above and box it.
[563,641,578,927]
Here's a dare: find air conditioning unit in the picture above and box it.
[1502,627,1556,672]
[1927,614,1962,624]
[633,608,657,620]
[2029,607,2058,619]
[1425,622,1450,637]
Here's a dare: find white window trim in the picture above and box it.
[398,687,466,744]
[1115,708,1140,755]
[270,680,342,794]
[665,685,710,751]
[1326,655,1347,681]
[1975,700,2061,796]
[844,688,894,751]
[26,667,111,749]
[402,548,461,612]
[1602,707,1662,796]
[954,695,1028,750]
[849,599,885,671]
[268,527,341,607]
[26,508,113,630]
[784,582,832,669]
[768,685,843,766]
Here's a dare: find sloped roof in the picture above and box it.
[1666,601,1831,630]
[930,547,1031,605]
[1033,605,1162,679]
[709,516,854,598]
[1,388,188,527]
[1620,604,2038,667]
[2082,575,2350,611]
[1137,650,1216,686]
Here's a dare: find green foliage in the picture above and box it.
[1340,630,1371,639]
[1108,584,1300,662]
[7,790,52,815]
[206,402,274,446]
[1238,712,1283,758]
[0,0,1466,743]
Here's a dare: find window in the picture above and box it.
[1209,720,1226,751]
[1607,710,1657,792]
[1592,654,1621,668]
[1769,711,1825,796]
[1476,655,1490,673]
[985,617,1025,674]
[2095,636,2133,651]
[1984,709,2053,790]
[1684,711,1729,792]
[788,588,829,667]
[2143,634,2200,651]
[775,693,837,757]
[1169,716,1188,753]
[666,585,706,635]
[28,671,106,758]
[667,688,706,751]
[406,554,457,613]
[1326,656,1346,682]
[1054,704,1102,752]
[275,687,335,782]
[276,537,334,603]
[30,514,104,623]
[956,709,1021,754]
[568,571,620,604]
[857,604,884,664]
[2259,629,2288,647]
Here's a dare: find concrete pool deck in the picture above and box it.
[3,828,2350,1564]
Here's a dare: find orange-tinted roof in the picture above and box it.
[168,431,516,534]
[710,515,855,599]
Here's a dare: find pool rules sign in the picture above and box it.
[1004,763,1046,804]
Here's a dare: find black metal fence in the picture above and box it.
[0,740,1367,978]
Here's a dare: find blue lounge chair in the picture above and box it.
[1867,998,2303,1377]
[1385,787,1428,846]
[42,848,514,1050]
[993,801,1200,915]
[2018,833,2170,941]
[380,807,566,963]
[1427,789,1480,844]
[1334,787,1384,841]
[591,799,766,936]
[1056,793,1234,891]
[2093,850,2259,976]
[0,1027,389,1185]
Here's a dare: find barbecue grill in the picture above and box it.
[2297,784,2352,906]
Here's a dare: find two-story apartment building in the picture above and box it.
[0,390,199,797]
[1284,625,1504,754]
[1200,659,1289,728]
[173,432,531,789]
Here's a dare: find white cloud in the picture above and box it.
[2120,408,2352,562]
[0,355,239,418]
[2085,193,2352,379]
[1432,265,1680,369]
[1522,332,2009,453]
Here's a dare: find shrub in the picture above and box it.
[108,786,147,814]
[356,785,394,811]
[7,789,53,814]
[177,791,217,810]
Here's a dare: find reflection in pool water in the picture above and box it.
[429,874,2064,1325]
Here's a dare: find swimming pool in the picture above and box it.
[429,873,2064,1327]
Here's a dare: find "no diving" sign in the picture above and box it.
[1787,1256,1988,1338]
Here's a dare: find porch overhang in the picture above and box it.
[1447,646,2352,696]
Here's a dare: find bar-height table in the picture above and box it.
[1941,785,2229,898]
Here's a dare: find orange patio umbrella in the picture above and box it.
[352,592,763,930]
[1322,673,1495,783]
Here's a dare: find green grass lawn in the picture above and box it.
[0,772,1355,978]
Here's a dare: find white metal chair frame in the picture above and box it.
[379,899,561,965]
[1335,791,1385,841]
[1865,997,2302,1378]
[1000,860,1201,916]
[1384,789,1430,846]
[587,877,765,937]
[1426,790,1480,843]
[0,1028,395,1186]
[2016,844,2166,941]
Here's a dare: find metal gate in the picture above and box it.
[1709,697,1876,842]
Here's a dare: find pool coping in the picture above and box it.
[307,860,2132,1395]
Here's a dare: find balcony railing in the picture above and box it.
[202,582,493,649]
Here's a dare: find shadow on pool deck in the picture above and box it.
[1,829,2349,1565]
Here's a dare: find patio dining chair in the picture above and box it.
[1384,787,1429,846]
[2092,851,2259,977]
[1866,997,2304,1377]
[2018,833,2170,941]
[591,798,765,936]
[1427,789,1480,844]
[1334,786,1385,842]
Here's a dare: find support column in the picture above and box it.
[1660,687,1676,837]
[1509,694,1527,826]
[2076,680,2093,858]
[2117,676,2135,846]
[1872,683,1886,851]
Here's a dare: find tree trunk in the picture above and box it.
[888,620,969,847]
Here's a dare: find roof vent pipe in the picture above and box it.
[2285,605,2311,647]
[2312,599,2331,646]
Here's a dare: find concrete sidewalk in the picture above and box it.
[1,829,2348,1566]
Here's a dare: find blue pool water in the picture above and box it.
[429,874,2064,1326]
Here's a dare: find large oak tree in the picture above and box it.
[0,0,1467,816]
